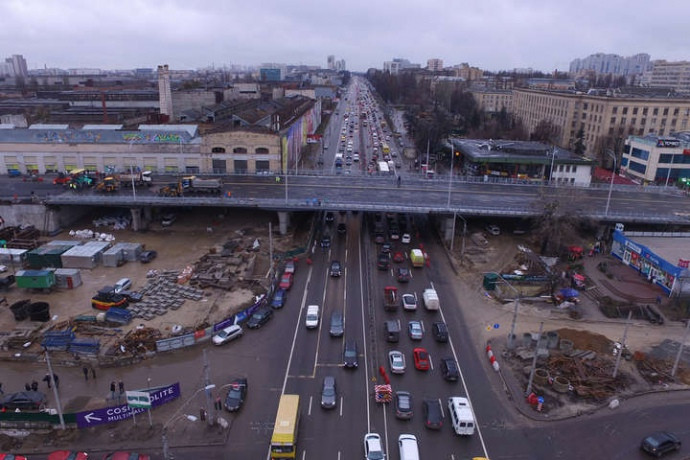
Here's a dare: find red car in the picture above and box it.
[392,251,405,263]
[49,452,89,460]
[0,455,28,460]
[279,273,293,290]
[413,348,430,371]
[102,453,150,460]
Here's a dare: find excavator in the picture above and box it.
[95,176,120,193]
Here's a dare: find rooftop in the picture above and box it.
[451,138,594,165]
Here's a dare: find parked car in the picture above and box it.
[440,357,459,381]
[284,260,296,275]
[139,250,157,263]
[343,341,359,369]
[485,224,501,236]
[212,325,243,345]
[423,398,444,430]
[325,212,335,223]
[279,273,293,290]
[271,288,287,309]
[0,391,47,411]
[48,451,88,460]
[394,391,413,420]
[161,213,176,227]
[408,321,423,340]
[320,376,337,410]
[364,432,386,460]
[402,293,417,311]
[224,378,248,411]
[432,321,449,342]
[113,277,132,294]
[246,307,273,329]
[329,311,344,337]
[640,431,681,457]
[388,350,406,374]
[102,453,150,460]
[413,348,430,371]
[329,260,342,277]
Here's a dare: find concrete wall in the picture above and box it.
[0,203,90,234]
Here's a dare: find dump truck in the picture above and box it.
[181,176,222,195]
[118,170,152,187]
[410,249,425,268]
[95,176,119,193]
[383,286,398,312]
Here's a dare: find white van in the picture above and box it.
[447,396,476,435]
[305,305,320,329]
[422,288,439,311]
[398,434,420,460]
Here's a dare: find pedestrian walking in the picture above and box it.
[43,373,51,389]
[91,367,96,380]
[52,373,59,389]
[109,381,116,400]
[118,380,125,395]
[0,381,4,394]
[656,295,662,305]
[82,366,89,381]
[31,381,38,392]
[24,383,31,391]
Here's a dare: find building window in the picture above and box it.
[622,107,628,115]
[211,147,226,153]
[255,147,269,154]
[673,108,679,116]
[653,108,659,116]
[663,108,669,116]
[610,117,616,125]
[631,118,636,126]
[633,107,638,115]
[612,106,618,114]
[643,107,648,116]
[233,147,247,154]
[641,118,646,125]
[628,160,647,174]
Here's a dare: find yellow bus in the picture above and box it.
[270,394,300,459]
[382,143,391,155]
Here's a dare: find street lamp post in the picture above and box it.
[486,272,521,349]
[604,149,617,217]
[665,152,676,187]
[161,383,216,460]
[549,147,557,186]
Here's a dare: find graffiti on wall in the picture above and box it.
[36,131,103,143]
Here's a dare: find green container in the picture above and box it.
[483,273,499,291]
[15,270,56,289]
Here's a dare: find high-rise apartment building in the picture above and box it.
[641,60,690,93]
[327,55,335,70]
[569,53,650,76]
[383,58,420,75]
[3,54,28,78]
[157,64,173,118]
[427,58,443,72]
[511,88,690,155]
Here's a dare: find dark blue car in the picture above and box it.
[271,289,286,309]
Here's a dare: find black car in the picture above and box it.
[0,391,47,411]
[337,223,347,235]
[330,260,342,277]
[432,322,449,343]
[321,235,332,249]
[320,376,337,409]
[247,307,273,329]
[224,378,248,412]
[394,391,413,420]
[374,232,385,244]
[343,341,358,368]
[139,250,158,263]
[325,212,335,223]
[423,398,444,430]
[641,431,681,457]
[381,242,392,254]
[376,253,390,270]
[396,267,411,283]
[440,358,459,381]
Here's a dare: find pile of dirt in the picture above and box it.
[555,328,614,354]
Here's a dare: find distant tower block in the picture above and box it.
[157,64,173,117]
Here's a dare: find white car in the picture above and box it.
[401,293,417,311]
[212,325,243,345]
[485,224,501,236]
[408,321,424,340]
[388,350,406,374]
[401,233,411,244]
[364,432,385,460]
[113,278,132,293]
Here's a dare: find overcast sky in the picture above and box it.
[3,0,689,73]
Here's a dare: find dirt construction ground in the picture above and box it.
[0,207,303,358]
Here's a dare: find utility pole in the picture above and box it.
[44,349,65,430]
[508,296,520,349]
[203,349,214,427]
[613,311,633,378]
[671,319,690,377]
[525,322,544,396]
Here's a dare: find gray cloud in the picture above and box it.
[2,0,688,72]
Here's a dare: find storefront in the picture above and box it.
[611,230,687,295]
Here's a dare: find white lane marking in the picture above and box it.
[358,217,372,433]
[308,396,313,416]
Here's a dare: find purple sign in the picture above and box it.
[76,382,180,428]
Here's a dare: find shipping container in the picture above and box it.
[54,268,82,289]
[26,245,72,269]
[15,269,56,290]
[61,241,111,269]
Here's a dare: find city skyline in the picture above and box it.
[2,0,689,73]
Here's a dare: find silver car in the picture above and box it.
[408,320,423,340]
[320,376,337,409]
[388,350,406,374]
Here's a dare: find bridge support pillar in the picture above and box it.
[130,208,142,232]
[443,215,454,244]
[277,211,290,235]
